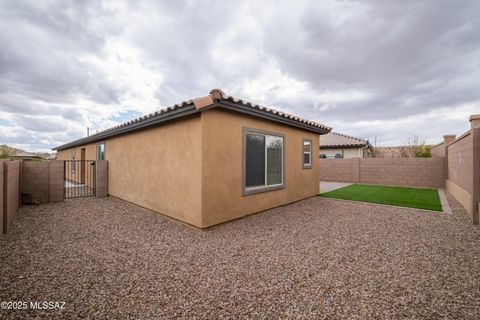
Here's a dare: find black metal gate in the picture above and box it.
[64,160,96,198]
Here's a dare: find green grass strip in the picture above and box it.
[319,184,442,211]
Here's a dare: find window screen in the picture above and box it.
[244,130,283,192]
[266,136,282,185]
[303,140,312,167]
[245,134,265,187]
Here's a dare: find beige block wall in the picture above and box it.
[431,143,445,157]
[3,161,20,233]
[95,160,108,198]
[320,158,445,188]
[361,158,445,188]
[446,179,472,214]
[22,161,50,203]
[318,158,359,183]
[21,161,65,203]
[445,131,475,217]
[49,161,64,202]
[201,108,320,228]
[447,133,472,193]
[106,115,203,227]
[0,163,4,234]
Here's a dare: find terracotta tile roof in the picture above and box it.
[54,89,331,150]
[320,132,370,148]
[209,89,331,132]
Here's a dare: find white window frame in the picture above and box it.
[242,128,285,196]
[303,139,312,169]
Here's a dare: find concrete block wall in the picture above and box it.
[21,161,64,203]
[2,161,21,233]
[320,157,445,188]
[21,161,50,203]
[318,158,358,183]
[95,160,108,198]
[447,133,473,193]
[362,158,445,188]
[0,163,4,234]
[445,115,480,224]
[431,142,445,157]
[49,161,64,202]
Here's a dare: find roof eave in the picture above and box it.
[53,104,198,151]
[215,100,331,135]
[53,96,331,151]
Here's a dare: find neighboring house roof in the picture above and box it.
[11,151,43,158]
[320,132,370,149]
[53,89,332,151]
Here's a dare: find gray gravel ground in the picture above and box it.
[1,193,480,319]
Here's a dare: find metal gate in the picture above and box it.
[64,160,96,198]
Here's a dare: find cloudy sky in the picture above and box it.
[0,0,479,152]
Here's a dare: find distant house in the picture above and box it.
[320,132,372,158]
[11,151,44,161]
[54,89,331,228]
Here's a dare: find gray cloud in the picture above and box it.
[0,0,479,152]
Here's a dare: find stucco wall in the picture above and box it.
[56,117,202,226]
[57,143,97,161]
[57,144,96,187]
[320,147,363,158]
[200,108,320,228]
[320,158,445,188]
[106,115,203,227]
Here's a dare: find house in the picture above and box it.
[319,132,372,158]
[11,151,44,161]
[54,89,331,228]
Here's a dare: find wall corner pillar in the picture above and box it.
[95,160,108,198]
[443,134,456,181]
[470,115,480,225]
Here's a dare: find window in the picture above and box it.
[303,139,312,168]
[243,129,284,195]
[335,153,343,159]
[320,153,327,159]
[97,142,105,160]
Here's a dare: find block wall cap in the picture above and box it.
[469,114,480,121]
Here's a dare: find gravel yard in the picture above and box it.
[1,194,480,319]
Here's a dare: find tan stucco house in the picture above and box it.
[320,132,372,158]
[54,89,331,228]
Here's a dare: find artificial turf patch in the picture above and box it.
[320,184,442,211]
